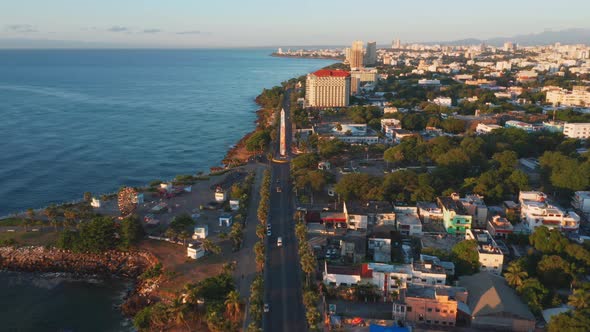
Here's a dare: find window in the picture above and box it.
[434,320,439,325]
[435,308,440,312]
[421,278,427,282]
[427,308,432,312]
[436,280,442,283]
[449,322,454,326]
[442,309,447,313]
[406,306,412,312]
[450,310,454,314]
[442,322,447,325]
[426,320,431,324]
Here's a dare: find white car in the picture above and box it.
[264,303,269,313]
[277,237,283,247]
[267,229,272,236]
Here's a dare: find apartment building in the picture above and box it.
[323,262,448,292]
[563,122,590,139]
[437,196,472,234]
[476,123,502,134]
[466,229,504,275]
[350,68,378,83]
[394,206,423,236]
[400,286,468,327]
[305,69,351,108]
[545,87,590,107]
[486,215,514,238]
[505,120,542,132]
[519,191,580,233]
[572,191,590,213]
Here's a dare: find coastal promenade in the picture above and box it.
[264,89,307,332]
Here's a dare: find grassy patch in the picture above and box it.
[0,231,59,247]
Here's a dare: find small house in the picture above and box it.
[193,225,208,240]
[229,200,240,211]
[187,243,205,259]
[219,214,233,227]
[91,198,101,208]
[215,186,227,202]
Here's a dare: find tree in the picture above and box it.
[63,209,78,224]
[224,290,242,322]
[529,227,569,254]
[77,216,117,252]
[201,239,221,255]
[537,255,572,288]
[451,240,480,276]
[548,309,590,332]
[256,224,266,240]
[246,130,270,152]
[168,297,191,331]
[120,215,144,247]
[254,241,265,272]
[504,262,528,288]
[26,208,35,221]
[83,191,92,203]
[44,205,58,221]
[518,278,548,315]
[568,289,590,310]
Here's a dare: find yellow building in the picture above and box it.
[305,69,350,108]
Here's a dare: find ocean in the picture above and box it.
[0,49,333,330]
[0,48,333,216]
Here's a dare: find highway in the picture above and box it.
[263,89,307,332]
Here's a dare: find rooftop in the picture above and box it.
[312,69,350,78]
[437,196,469,215]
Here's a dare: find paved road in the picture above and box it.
[264,89,307,332]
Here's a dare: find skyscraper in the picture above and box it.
[365,41,377,66]
[393,39,401,49]
[349,40,364,69]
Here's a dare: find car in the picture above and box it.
[277,237,283,247]
[267,229,272,236]
[266,223,271,230]
[276,186,282,193]
[264,303,269,313]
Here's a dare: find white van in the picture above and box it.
[277,237,283,247]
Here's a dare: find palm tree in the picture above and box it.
[504,262,528,288]
[201,239,221,255]
[50,219,59,232]
[254,242,265,272]
[568,289,590,310]
[63,209,78,225]
[165,228,178,241]
[44,205,58,222]
[256,224,266,240]
[224,290,242,322]
[300,250,316,287]
[168,297,191,331]
[26,208,35,221]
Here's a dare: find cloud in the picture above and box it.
[108,26,131,33]
[142,29,162,34]
[176,30,201,35]
[5,24,38,33]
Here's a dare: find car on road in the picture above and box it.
[266,223,271,230]
[276,186,282,193]
[267,229,272,236]
[277,237,283,247]
[264,303,269,313]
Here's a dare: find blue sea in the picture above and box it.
[0,49,333,216]
[0,49,333,330]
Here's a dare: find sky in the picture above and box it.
[1,0,589,48]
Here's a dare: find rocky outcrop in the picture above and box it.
[0,246,158,278]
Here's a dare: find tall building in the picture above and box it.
[392,39,401,49]
[305,69,350,108]
[364,41,377,66]
[349,40,365,69]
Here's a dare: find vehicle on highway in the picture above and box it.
[277,237,283,247]
[264,303,269,313]
[267,229,272,236]
[276,186,282,193]
[266,223,271,230]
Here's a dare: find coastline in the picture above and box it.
[270,53,345,61]
[0,246,161,316]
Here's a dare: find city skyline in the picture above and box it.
[1,0,590,48]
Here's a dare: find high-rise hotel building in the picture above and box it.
[305,69,351,108]
[348,40,365,69]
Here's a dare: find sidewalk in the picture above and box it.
[233,164,265,330]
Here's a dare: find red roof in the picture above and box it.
[312,69,350,77]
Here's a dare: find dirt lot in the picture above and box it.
[138,238,234,298]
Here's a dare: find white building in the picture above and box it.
[418,79,441,87]
[394,206,423,236]
[519,191,580,233]
[487,215,514,238]
[563,123,590,139]
[572,191,590,213]
[323,262,447,291]
[546,88,590,107]
[431,97,452,107]
[466,229,504,275]
[381,118,402,139]
[351,68,378,83]
[475,123,502,134]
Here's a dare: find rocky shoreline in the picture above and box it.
[0,246,161,315]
